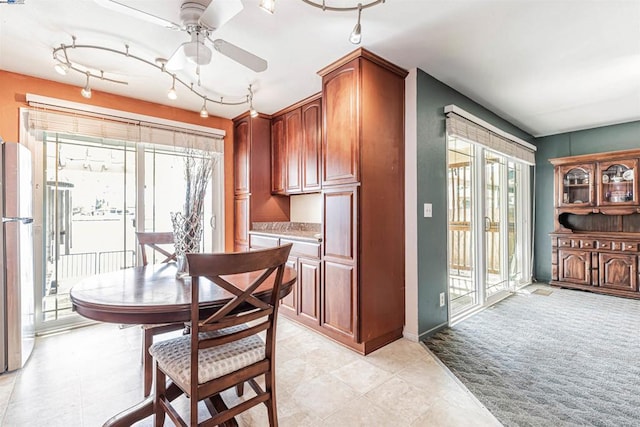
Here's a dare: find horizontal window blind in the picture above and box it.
[27,106,223,153]
[446,112,535,165]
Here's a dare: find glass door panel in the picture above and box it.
[143,146,215,261]
[43,135,136,324]
[484,151,508,299]
[447,138,476,314]
[508,161,524,288]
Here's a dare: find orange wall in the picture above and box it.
[0,70,235,250]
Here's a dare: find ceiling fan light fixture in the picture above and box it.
[259,0,276,14]
[167,75,178,100]
[349,4,363,44]
[54,62,69,75]
[81,73,92,98]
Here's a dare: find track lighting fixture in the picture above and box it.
[292,0,384,44]
[259,0,276,14]
[52,37,253,117]
[81,72,92,98]
[200,98,209,118]
[349,4,363,44]
[167,75,177,100]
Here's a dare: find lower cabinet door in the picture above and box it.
[298,257,320,325]
[280,256,298,316]
[599,252,638,291]
[558,249,591,286]
[322,260,357,340]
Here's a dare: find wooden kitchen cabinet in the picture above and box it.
[271,94,322,195]
[248,233,321,325]
[319,49,407,354]
[285,109,303,193]
[298,257,321,325]
[301,98,322,192]
[271,115,286,194]
[233,194,250,252]
[233,113,289,251]
[550,148,640,299]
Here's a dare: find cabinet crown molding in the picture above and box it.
[317,47,408,79]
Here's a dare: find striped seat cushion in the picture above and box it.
[149,324,265,387]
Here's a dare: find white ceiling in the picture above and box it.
[1,0,639,137]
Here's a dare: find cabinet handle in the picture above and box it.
[484,217,491,232]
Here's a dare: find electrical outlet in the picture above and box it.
[439,292,445,307]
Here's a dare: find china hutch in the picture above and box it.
[550,148,640,298]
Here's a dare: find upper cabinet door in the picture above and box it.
[556,163,594,207]
[597,158,638,206]
[302,99,322,192]
[285,109,303,193]
[271,115,286,194]
[234,118,250,195]
[322,58,360,186]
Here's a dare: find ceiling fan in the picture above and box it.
[94,0,268,73]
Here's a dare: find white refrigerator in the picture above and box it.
[0,141,35,372]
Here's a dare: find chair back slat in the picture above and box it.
[136,232,177,266]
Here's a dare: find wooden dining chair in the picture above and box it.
[137,231,177,266]
[136,231,186,398]
[149,243,293,427]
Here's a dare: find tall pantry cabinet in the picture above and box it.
[233,112,289,251]
[319,48,407,354]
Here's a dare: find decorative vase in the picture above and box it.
[171,211,203,278]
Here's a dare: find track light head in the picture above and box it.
[167,75,177,100]
[81,73,92,98]
[349,4,363,44]
[200,98,209,118]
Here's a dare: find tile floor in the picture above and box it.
[0,318,501,426]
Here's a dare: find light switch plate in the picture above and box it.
[423,203,432,218]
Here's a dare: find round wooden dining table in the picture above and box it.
[70,262,296,427]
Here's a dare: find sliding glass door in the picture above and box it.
[448,138,531,321]
[33,133,223,332]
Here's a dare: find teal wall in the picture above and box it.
[533,121,640,282]
[416,69,533,336]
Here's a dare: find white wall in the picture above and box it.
[290,193,322,223]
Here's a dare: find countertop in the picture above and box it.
[248,229,322,243]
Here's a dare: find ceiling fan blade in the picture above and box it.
[211,39,268,72]
[166,44,188,71]
[199,0,243,31]
[94,0,182,30]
